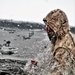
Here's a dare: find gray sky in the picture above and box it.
[0,0,75,26]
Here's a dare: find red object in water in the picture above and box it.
[31,60,38,66]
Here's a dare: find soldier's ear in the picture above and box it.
[60,11,70,33]
[61,18,70,33]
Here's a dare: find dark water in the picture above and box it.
[0,27,50,59]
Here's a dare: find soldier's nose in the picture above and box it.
[43,18,47,22]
